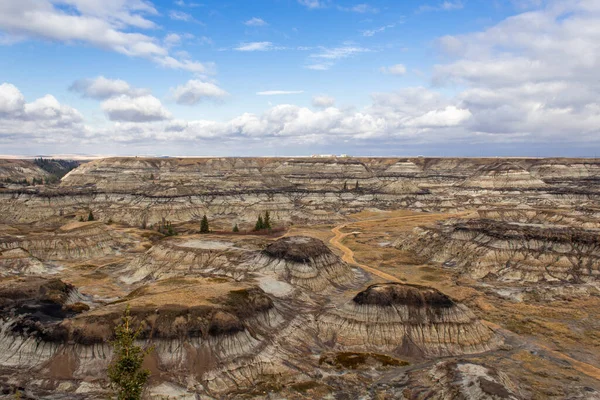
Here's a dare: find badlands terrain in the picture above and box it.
[0,156,599,399]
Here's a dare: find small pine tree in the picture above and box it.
[108,306,152,400]
[343,181,347,191]
[79,216,84,222]
[87,210,94,221]
[255,215,264,231]
[264,211,271,230]
[149,173,154,180]
[167,225,175,236]
[233,224,239,233]
[200,215,209,233]
[355,181,359,190]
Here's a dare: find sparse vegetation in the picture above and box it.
[158,219,176,236]
[200,215,210,233]
[254,211,272,231]
[87,210,95,221]
[33,158,79,180]
[108,306,152,400]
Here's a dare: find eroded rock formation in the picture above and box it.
[318,283,500,357]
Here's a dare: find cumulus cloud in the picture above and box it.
[170,80,229,105]
[244,17,267,26]
[312,95,335,108]
[69,76,148,100]
[0,83,25,116]
[431,0,600,139]
[0,83,84,143]
[380,64,407,75]
[102,95,172,122]
[5,1,600,153]
[257,91,304,96]
[0,0,210,73]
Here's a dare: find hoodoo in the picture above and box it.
[318,283,500,357]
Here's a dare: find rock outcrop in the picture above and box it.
[318,283,500,357]
[397,219,600,284]
[459,162,546,189]
[255,236,357,292]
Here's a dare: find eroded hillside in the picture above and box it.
[0,157,599,399]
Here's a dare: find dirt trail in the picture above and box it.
[330,213,600,383]
[330,223,402,283]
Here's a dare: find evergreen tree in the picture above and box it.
[264,211,271,230]
[343,181,347,191]
[355,181,359,190]
[108,306,152,400]
[233,224,239,232]
[88,210,95,221]
[254,215,264,231]
[200,215,209,233]
[79,216,84,222]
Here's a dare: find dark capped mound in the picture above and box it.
[0,277,87,342]
[263,236,332,263]
[68,279,276,344]
[353,283,454,308]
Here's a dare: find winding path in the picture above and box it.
[329,223,401,283]
[329,213,600,383]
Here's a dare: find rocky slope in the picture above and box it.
[318,283,500,357]
[397,219,600,284]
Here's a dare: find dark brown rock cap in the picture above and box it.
[353,283,454,308]
[264,236,333,263]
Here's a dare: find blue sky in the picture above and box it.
[0,0,599,156]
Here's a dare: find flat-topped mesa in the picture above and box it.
[318,283,500,358]
[257,236,357,292]
[397,219,600,284]
[459,162,546,189]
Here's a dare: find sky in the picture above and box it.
[0,0,599,157]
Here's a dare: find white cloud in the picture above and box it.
[312,95,335,108]
[405,106,472,127]
[169,10,194,21]
[298,0,328,9]
[380,64,407,75]
[362,24,395,37]
[244,17,268,26]
[0,1,209,73]
[0,83,25,116]
[311,46,370,60]
[170,80,229,105]
[102,95,172,122]
[418,1,464,13]
[5,2,600,152]
[235,42,280,51]
[338,4,379,13]
[306,45,371,70]
[257,91,304,96]
[69,76,148,100]
[0,83,84,142]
